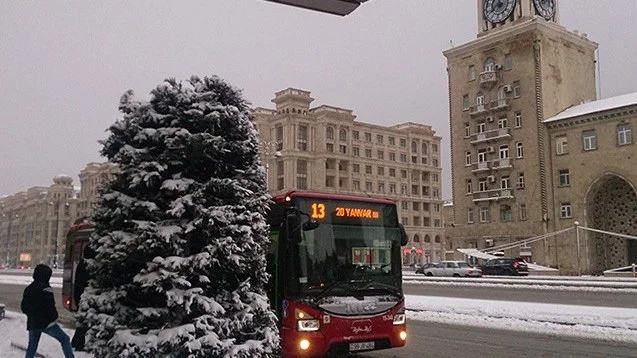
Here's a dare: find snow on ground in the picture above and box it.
[0,275,62,288]
[2,294,636,356]
[0,311,91,358]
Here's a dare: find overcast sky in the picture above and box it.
[1,0,636,198]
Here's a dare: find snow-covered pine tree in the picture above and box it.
[77,75,279,358]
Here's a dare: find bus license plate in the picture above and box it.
[349,341,375,351]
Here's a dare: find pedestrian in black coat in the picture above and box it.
[21,264,75,358]
[71,245,95,351]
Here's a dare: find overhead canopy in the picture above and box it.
[265,0,368,16]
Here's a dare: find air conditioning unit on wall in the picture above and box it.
[487,175,496,182]
[486,116,494,122]
[503,85,512,92]
[487,146,495,153]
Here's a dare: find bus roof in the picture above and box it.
[272,191,396,205]
[67,222,94,236]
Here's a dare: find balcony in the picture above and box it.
[479,70,497,88]
[471,161,490,173]
[490,98,509,112]
[470,128,511,144]
[490,158,512,170]
[469,104,489,118]
[472,189,514,202]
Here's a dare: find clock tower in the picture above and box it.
[444,0,598,271]
[479,0,558,35]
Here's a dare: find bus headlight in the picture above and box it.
[299,339,311,350]
[399,330,407,341]
[295,308,320,331]
[298,319,320,331]
[393,313,406,325]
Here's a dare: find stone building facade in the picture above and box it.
[254,88,446,264]
[444,0,636,274]
[0,162,118,268]
[0,175,78,268]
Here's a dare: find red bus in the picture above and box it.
[62,191,408,356]
[61,221,93,311]
[270,191,408,357]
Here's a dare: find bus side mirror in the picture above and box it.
[302,219,320,231]
[399,224,408,246]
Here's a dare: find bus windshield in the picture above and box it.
[284,198,403,300]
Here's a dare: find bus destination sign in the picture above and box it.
[310,202,380,220]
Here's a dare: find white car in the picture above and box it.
[421,261,482,277]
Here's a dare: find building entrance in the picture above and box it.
[586,174,637,273]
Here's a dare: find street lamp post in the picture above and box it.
[50,200,68,269]
[259,141,282,190]
[574,221,581,276]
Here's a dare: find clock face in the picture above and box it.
[533,0,556,20]
[483,0,516,24]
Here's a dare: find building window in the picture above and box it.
[411,141,418,153]
[468,65,476,81]
[465,151,472,166]
[401,170,407,179]
[377,134,384,144]
[478,149,487,163]
[276,161,284,190]
[365,181,373,191]
[352,180,360,190]
[413,202,420,211]
[296,160,307,190]
[389,168,396,177]
[466,179,472,194]
[462,94,470,110]
[477,122,486,133]
[479,207,490,222]
[389,137,395,146]
[517,172,525,189]
[476,94,485,111]
[617,124,633,145]
[297,125,308,151]
[465,123,470,137]
[560,203,572,218]
[389,183,397,194]
[365,165,372,174]
[352,163,360,173]
[389,152,396,161]
[499,145,509,159]
[414,235,420,243]
[424,235,431,243]
[519,203,527,220]
[325,176,334,187]
[432,144,438,153]
[435,235,441,243]
[516,142,523,158]
[326,143,334,152]
[401,217,409,226]
[501,176,510,189]
[495,115,505,128]
[326,126,334,140]
[478,179,487,192]
[582,130,597,151]
[353,147,360,156]
[399,138,407,148]
[500,205,512,221]
[377,166,385,176]
[400,153,407,163]
[377,150,384,160]
[401,201,408,210]
[503,53,512,70]
[515,112,522,128]
[378,182,385,193]
[422,143,428,154]
[339,144,347,154]
[559,169,570,186]
[400,185,408,195]
[365,148,372,158]
[513,81,521,98]
[275,126,283,150]
[362,132,372,142]
[556,136,568,155]
[339,129,347,142]
[484,57,495,72]
[352,130,360,140]
[432,173,439,182]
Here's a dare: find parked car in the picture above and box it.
[480,257,529,276]
[421,261,482,277]
[415,263,438,274]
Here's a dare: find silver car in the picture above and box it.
[422,261,482,277]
